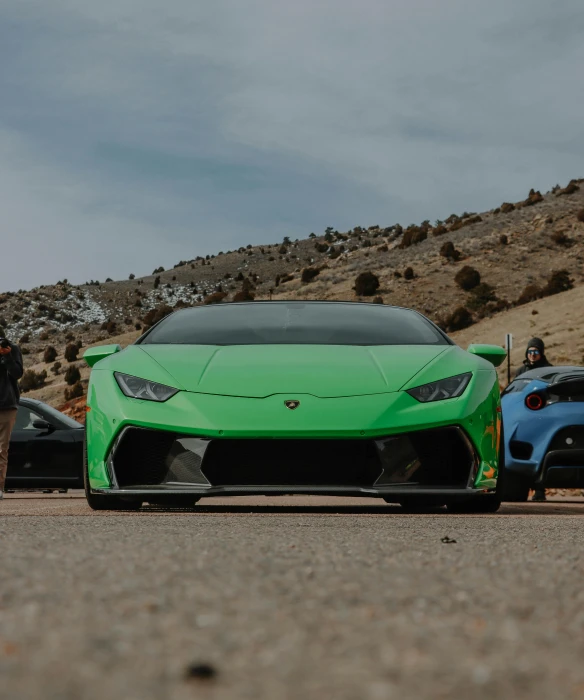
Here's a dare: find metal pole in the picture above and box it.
[507,342,511,384]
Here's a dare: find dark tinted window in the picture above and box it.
[139,303,449,346]
[40,403,84,429]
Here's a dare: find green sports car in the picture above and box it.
[83,301,507,512]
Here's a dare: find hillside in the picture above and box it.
[3,177,584,412]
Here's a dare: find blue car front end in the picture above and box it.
[502,369,584,491]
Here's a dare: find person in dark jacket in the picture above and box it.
[515,337,553,502]
[0,327,24,499]
[514,337,552,378]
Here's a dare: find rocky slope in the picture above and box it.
[3,178,583,410]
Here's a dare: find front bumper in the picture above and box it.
[86,369,501,496]
[90,425,495,501]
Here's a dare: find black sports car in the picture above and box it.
[6,398,84,490]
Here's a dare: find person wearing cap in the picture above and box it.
[0,326,24,500]
[514,337,552,377]
[515,337,553,501]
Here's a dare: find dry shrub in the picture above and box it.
[555,181,580,196]
[454,266,481,291]
[449,215,482,232]
[500,202,515,214]
[516,189,544,208]
[314,242,329,253]
[443,307,474,332]
[432,225,448,236]
[551,230,571,246]
[516,284,543,305]
[64,382,84,401]
[499,234,508,245]
[577,209,584,222]
[64,365,81,386]
[143,304,173,330]
[64,343,79,363]
[372,296,384,304]
[400,226,428,248]
[439,241,461,261]
[466,283,498,313]
[543,269,573,296]
[203,292,227,305]
[20,369,48,392]
[301,268,320,283]
[353,271,380,296]
[377,244,388,253]
[403,267,415,280]
[43,346,57,363]
[51,361,62,376]
[233,289,255,302]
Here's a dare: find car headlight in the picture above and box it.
[114,372,179,402]
[406,373,471,403]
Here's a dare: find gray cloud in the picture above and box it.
[0,0,583,291]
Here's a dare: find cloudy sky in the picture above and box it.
[1,0,583,292]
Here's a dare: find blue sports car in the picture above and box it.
[501,366,584,501]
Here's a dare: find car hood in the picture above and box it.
[136,344,450,398]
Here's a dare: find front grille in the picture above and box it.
[110,426,476,489]
[201,439,382,486]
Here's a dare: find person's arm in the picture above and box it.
[0,344,23,380]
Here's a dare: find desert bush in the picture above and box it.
[499,234,508,245]
[400,226,427,248]
[432,225,448,236]
[236,272,245,281]
[143,304,174,330]
[129,273,135,280]
[467,283,498,312]
[443,307,474,332]
[500,202,515,213]
[135,323,142,331]
[577,209,584,223]
[51,361,62,376]
[301,268,320,284]
[19,333,30,344]
[233,289,255,302]
[454,266,481,291]
[393,270,402,278]
[542,269,573,296]
[449,215,482,232]
[153,276,161,289]
[555,181,580,196]
[203,292,227,305]
[278,245,288,255]
[372,296,384,304]
[21,347,30,355]
[64,343,79,362]
[43,346,57,363]
[64,382,84,401]
[279,274,294,284]
[64,365,81,386]
[439,241,461,261]
[551,230,571,246]
[516,284,543,305]
[152,266,165,274]
[353,271,380,296]
[377,244,388,253]
[403,267,415,280]
[517,189,543,207]
[39,331,49,341]
[314,242,329,253]
[20,369,48,393]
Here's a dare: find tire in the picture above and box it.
[84,438,142,511]
[500,469,530,502]
[446,425,505,514]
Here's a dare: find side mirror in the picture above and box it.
[84,344,122,368]
[32,419,54,432]
[467,344,507,368]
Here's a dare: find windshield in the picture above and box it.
[139,303,450,346]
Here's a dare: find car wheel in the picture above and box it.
[447,425,505,514]
[500,470,530,502]
[84,438,142,511]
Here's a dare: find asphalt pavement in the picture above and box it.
[2,493,584,700]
